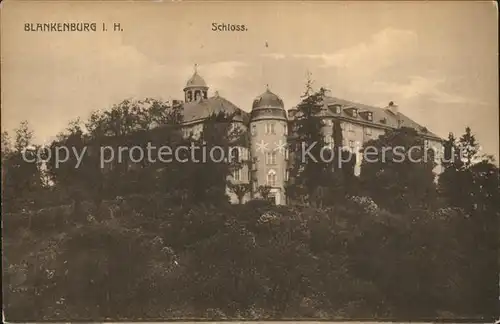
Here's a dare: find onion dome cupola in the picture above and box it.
[250,86,287,122]
[183,64,209,102]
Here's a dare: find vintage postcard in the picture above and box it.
[1,0,499,322]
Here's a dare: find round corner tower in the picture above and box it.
[249,86,288,205]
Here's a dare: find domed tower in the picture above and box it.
[183,64,209,102]
[249,86,288,205]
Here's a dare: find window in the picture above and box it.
[265,123,275,134]
[330,104,341,114]
[266,152,277,165]
[341,123,345,130]
[285,170,289,181]
[285,149,289,160]
[352,109,358,118]
[251,124,257,136]
[349,140,355,148]
[232,169,241,181]
[267,170,277,187]
[365,127,372,136]
[367,112,373,121]
[284,124,288,135]
[183,128,192,138]
[241,147,248,160]
[229,147,241,162]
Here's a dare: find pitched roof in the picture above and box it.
[319,96,441,140]
[184,72,208,89]
[181,95,249,125]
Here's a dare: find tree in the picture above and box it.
[2,131,12,156]
[2,121,43,212]
[1,131,12,197]
[438,127,499,317]
[229,183,251,204]
[14,120,33,153]
[457,126,479,169]
[359,127,437,213]
[181,111,248,206]
[45,99,185,212]
[257,185,272,200]
[288,75,330,205]
[321,119,358,205]
[439,127,499,213]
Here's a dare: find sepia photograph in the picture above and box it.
[1,0,499,322]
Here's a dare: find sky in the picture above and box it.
[1,1,498,158]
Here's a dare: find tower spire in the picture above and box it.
[194,63,198,73]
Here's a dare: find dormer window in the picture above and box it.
[344,107,358,118]
[380,117,387,124]
[359,111,374,121]
[328,104,342,114]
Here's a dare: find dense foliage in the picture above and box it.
[4,195,497,321]
[2,86,499,321]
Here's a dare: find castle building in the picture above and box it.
[175,67,443,205]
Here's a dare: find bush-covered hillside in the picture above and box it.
[3,195,497,321]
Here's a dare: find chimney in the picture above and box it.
[387,101,402,127]
[387,101,399,114]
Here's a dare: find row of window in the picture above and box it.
[264,150,289,164]
[185,90,208,102]
[251,123,287,136]
[324,120,374,136]
[323,137,357,148]
[183,122,376,138]
[327,105,373,121]
[231,168,288,187]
